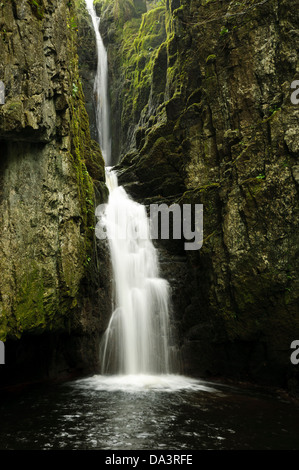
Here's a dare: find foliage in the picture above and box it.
[28,0,44,19]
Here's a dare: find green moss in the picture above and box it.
[0,308,8,342]
[68,3,106,228]
[7,101,22,110]
[220,26,229,35]
[14,268,47,335]
[0,0,108,342]
[206,54,216,63]
[28,0,45,19]
[2,262,68,339]
[109,3,167,135]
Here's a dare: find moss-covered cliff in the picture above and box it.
[0,0,110,385]
[94,0,299,390]
[1,0,298,391]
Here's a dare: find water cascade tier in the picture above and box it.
[96,169,176,376]
[86,0,194,390]
[85,0,111,165]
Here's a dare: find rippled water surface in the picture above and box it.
[1,374,299,450]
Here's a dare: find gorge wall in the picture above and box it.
[90,0,299,390]
[0,0,111,386]
[0,0,298,393]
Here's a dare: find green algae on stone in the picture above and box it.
[0,0,107,343]
[97,0,299,387]
[28,0,45,20]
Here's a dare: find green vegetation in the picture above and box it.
[116,4,166,122]
[28,0,45,19]
[206,54,216,63]
[220,26,229,35]
[0,1,108,341]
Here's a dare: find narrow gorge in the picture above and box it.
[0,0,299,451]
[78,0,299,390]
[0,0,111,385]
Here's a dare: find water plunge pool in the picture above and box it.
[1,374,298,450]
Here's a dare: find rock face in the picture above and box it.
[76,0,99,142]
[0,0,111,386]
[95,0,299,390]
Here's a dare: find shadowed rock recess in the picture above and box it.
[84,0,299,391]
[0,0,111,386]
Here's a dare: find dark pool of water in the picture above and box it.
[0,374,298,450]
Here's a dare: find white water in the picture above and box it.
[86,0,203,391]
[85,0,111,165]
[74,374,218,393]
[98,169,175,376]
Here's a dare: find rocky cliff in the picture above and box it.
[0,0,298,392]
[0,0,111,386]
[93,0,299,390]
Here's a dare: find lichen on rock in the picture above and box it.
[0,0,111,383]
[97,0,299,390]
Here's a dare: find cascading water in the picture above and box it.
[85,0,111,165]
[85,0,201,390]
[97,169,176,376]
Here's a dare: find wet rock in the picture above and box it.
[0,0,111,385]
[99,0,299,390]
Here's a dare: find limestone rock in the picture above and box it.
[99,0,299,389]
[0,0,111,385]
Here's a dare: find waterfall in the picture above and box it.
[97,169,176,375]
[85,0,111,165]
[85,0,181,384]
